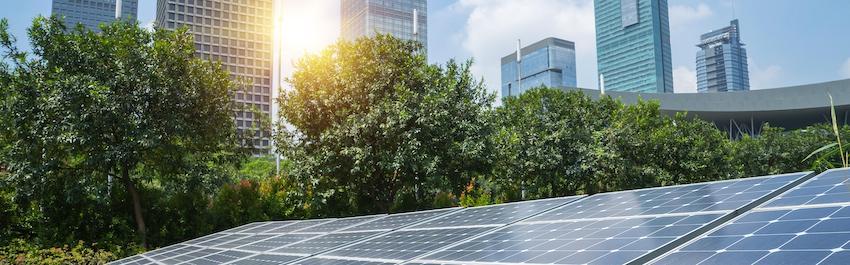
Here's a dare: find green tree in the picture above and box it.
[277,35,494,214]
[0,17,241,247]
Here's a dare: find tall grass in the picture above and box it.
[805,93,849,168]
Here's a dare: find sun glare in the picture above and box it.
[277,0,339,78]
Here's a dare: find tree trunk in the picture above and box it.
[121,165,147,248]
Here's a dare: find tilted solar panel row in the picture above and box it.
[652,168,850,265]
[110,170,829,265]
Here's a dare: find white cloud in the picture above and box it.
[455,0,597,101]
[748,59,783,89]
[841,58,850,79]
[669,3,713,25]
[673,66,697,93]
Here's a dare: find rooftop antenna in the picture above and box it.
[413,8,418,36]
[115,0,122,19]
[731,0,737,19]
[599,74,605,95]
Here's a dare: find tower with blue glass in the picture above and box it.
[52,0,138,32]
[595,0,673,93]
[697,19,750,92]
[501,37,577,98]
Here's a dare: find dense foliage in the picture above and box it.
[277,35,494,214]
[1,18,848,264]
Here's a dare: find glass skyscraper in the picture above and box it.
[52,0,138,31]
[697,19,750,92]
[501,37,577,98]
[156,0,274,155]
[340,0,427,52]
[595,0,673,93]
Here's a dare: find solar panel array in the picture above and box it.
[652,168,850,265]
[110,170,835,265]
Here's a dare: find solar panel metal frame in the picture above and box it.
[407,171,814,265]
[649,169,847,264]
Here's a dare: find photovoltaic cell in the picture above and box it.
[653,206,850,264]
[181,250,253,265]
[296,215,383,233]
[230,254,303,265]
[110,255,156,265]
[413,172,810,265]
[412,197,581,228]
[240,221,299,234]
[196,234,252,247]
[270,231,381,255]
[417,213,724,265]
[653,169,850,264]
[765,168,850,208]
[322,227,494,261]
[237,234,319,252]
[343,208,458,232]
[292,257,396,265]
[528,173,806,222]
[262,219,333,234]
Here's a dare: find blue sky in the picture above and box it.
[2,0,850,97]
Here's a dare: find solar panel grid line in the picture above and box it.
[760,168,850,209]
[390,196,586,264]
[342,207,462,232]
[626,171,816,264]
[409,196,585,229]
[517,209,732,225]
[403,172,812,265]
[647,170,849,264]
[303,254,410,264]
[647,205,850,264]
[228,207,463,264]
[526,172,814,223]
[173,232,320,265]
[292,214,387,233]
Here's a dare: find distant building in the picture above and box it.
[340,0,427,52]
[697,19,750,92]
[156,0,274,155]
[595,0,673,93]
[501,37,577,98]
[52,0,138,31]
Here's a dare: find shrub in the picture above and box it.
[0,239,120,265]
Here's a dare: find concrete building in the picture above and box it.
[569,79,850,138]
[340,0,427,52]
[52,0,138,31]
[697,19,750,92]
[595,0,673,93]
[156,0,273,155]
[501,37,577,98]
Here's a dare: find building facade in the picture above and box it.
[697,19,750,93]
[340,0,427,52]
[156,0,273,155]
[595,0,673,93]
[501,37,577,98]
[52,0,138,31]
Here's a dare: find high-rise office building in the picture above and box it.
[697,19,750,92]
[52,0,138,31]
[501,37,577,98]
[156,0,273,155]
[340,0,427,52]
[595,0,673,93]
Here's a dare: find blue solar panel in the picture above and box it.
[652,169,850,264]
[110,172,813,265]
[765,168,850,208]
[411,196,582,228]
[413,172,811,265]
[653,206,850,264]
[343,208,459,232]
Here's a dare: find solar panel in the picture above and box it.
[230,254,303,265]
[412,172,811,265]
[343,208,459,232]
[269,231,381,255]
[310,196,583,263]
[111,171,814,265]
[652,169,849,264]
[411,197,582,228]
[296,215,383,233]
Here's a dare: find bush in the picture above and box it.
[0,239,121,265]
